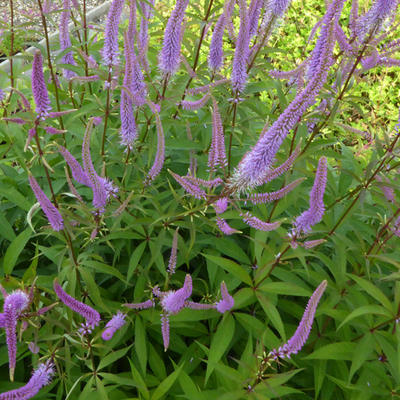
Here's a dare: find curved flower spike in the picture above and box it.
[28,175,64,232]
[293,157,327,235]
[102,311,126,340]
[123,299,155,310]
[270,280,327,359]
[161,275,192,314]
[0,361,54,399]
[53,280,100,333]
[216,282,234,313]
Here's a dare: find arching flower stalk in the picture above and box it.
[270,280,327,359]
[54,280,101,334]
[230,0,345,191]
[293,157,328,235]
[159,0,189,75]
[181,93,211,111]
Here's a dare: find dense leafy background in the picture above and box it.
[0,0,400,398]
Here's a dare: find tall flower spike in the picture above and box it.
[145,113,165,184]
[231,0,250,93]
[0,361,54,399]
[357,0,398,40]
[215,282,234,313]
[3,290,30,381]
[82,119,108,211]
[54,280,100,332]
[32,51,51,119]
[102,311,126,340]
[230,0,345,191]
[124,30,147,107]
[120,88,137,149]
[293,157,328,235]
[138,0,154,71]
[28,175,64,231]
[59,0,77,79]
[270,280,327,359]
[159,0,189,74]
[209,98,227,171]
[208,13,226,71]
[58,145,91,186]
[102,0,125,66]
[248,0,263,38]
[167,228,179,275]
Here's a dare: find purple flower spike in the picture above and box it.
[357,0,398,40]
[124,30,147,107]
[0,313,5,328]
[231,0,250,93]
[160,312,170,351]
[102,311,126,340]
[216,282,234,313]
[241,212,281,232]
[246,178,305,205]
[3,290,29,381]
[213,197,228,214]
[209,98,227,171]
[230,0,345,191]
[120,89,137,149]
[208,13,226,71]
[270,280,327,359]
[58,145,91,186]
[59,0,77,79]
[161,275,192,314]
[28,175,64,231]
[170,171,207,200]
[167,229,179,275]
[181,93,211,111]
[102,0,125,66]
[0,361,54,399]
[54,280,100,332]
[158,0,189,75]
[216,217,240,235]
[145,114,165,185]
[293,157,328,235]
[32,51,51,119]
[124,299,155,310]
[138,0,154,71]
[248,0,263,38]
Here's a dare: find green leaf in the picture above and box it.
[305,342,355,360]
[3,228,31,274]
[348,333,374,383]
[78,267,108,312]
[205,313,235,383]
[83,259,125,282]
[0,212,16,241]
[258,282,311,297]
[127,241,147,282]
[202,254,252,286]
[98,345,132,371]
[135,316,147,374]
[151,364,183,400]
[256,293,286,340]
[350,275,393,312]
[337,305,393,330]
[129,359,150,400]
